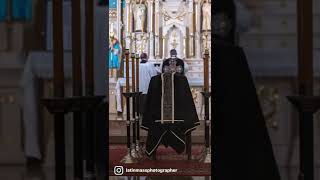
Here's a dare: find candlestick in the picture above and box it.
[84,0,95,175]
[204,49,209,92]
[135,54,140,92]
[71,0,83,178]
[162,36,166,58]
[131,53,136,92]
[125,49,130,92]
[52,0,65,179]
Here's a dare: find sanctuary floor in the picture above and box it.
[109,144,211,176]
[0,166,210,180]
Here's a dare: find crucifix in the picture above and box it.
[170,31,179,49]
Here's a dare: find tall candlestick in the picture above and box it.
[296,0,314,180]
[162,36,166,58]
[135,54,140,92]
[125,49,130,92]
[84,0,95,175]
[85,0,94,96]
[204,49,209,91]
[71,0,82,178]
[297,0,313,95]
[52,0,65,179]
[131,53,136,92]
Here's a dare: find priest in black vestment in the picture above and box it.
[141,51,199,157]
[160,49,188,75]
[213,0,281,179]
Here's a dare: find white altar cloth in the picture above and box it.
[115,77,204,112]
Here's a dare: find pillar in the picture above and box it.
[147,0,154,59]
[154,0,160,59]
[195,0,201,59]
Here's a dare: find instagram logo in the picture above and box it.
[114,166,124,175]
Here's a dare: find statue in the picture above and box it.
[133,0,147,32]
[109,31,121,78]
[202,0,211,31]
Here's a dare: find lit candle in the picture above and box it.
[204,49,209,92]
[125,49,130,92]
[131,53,136,92]
[135,54,140,92]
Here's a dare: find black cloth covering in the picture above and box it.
[212,41,281,180]
[142,73,199,156]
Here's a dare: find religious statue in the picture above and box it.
[202,0,211,31]
[133,0,147,32]
[109,31,121,78]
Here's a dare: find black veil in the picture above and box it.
[212,1,281,179]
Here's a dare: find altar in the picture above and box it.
[109,0,211,62]
[109,0,212,118]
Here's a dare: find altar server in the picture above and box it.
[139,53,158,114]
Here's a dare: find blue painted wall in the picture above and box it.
[0,0,8,22]
[12,0,32,21]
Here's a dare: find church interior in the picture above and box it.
[108,0,211,177]
[0,0,319,180]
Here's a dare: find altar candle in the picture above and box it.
[72,0,82,96]
[204,49,209,92]
[125,49,130,92]
[297,0,313,95]
[131,53,136,92]
[135,54,140,92]
[53,0,64,98]
[85,0,94,96]
[71,0,82,178]
[52,0,65,179]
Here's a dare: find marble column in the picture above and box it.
[117,0,122,43]
[125,0,132,50]
[147,0,155,59]
[194,0,201,59]
[162,36,166,58]
[154,0,160,59]
[189,3,194,58]
[184,36,187,58]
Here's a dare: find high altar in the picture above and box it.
[109,0,211,117]
[109,0,211,62]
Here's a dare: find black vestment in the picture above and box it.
[213,40,281,180]
[142,73,199,156]
[161,58,185,74]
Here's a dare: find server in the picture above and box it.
[139,53,158,115]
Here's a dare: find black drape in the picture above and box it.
[212,41,281,180]
[213,0,236,44]
[142,74,200,156]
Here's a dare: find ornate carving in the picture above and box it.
[161,2,187,21]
